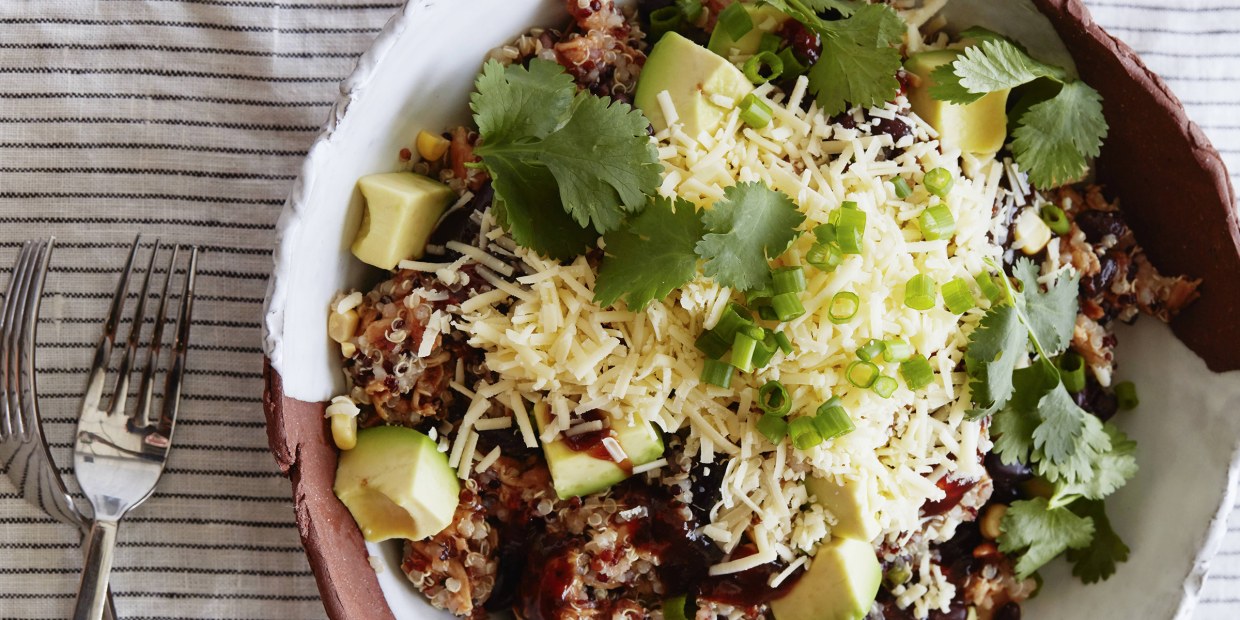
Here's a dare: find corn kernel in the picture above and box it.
[980,503,1008,540]
[331,413,358,451]
[340,341,357,358]
[1014,207,1052,255]
[416,130,450,161]
[328,309,359,344]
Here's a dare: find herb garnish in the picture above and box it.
[929,34,1108,188]
[697,182,806,292]
[762,0,905,115]
[470,59,662,259]
[595,195,705,311]
[966,258,1137,580]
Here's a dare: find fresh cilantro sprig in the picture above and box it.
[928,35,1108,188]
[697,182,805,291]
[595,195,704,310]
[762,0,905,115]
[968,257,1137,581]
[470,59,662,259]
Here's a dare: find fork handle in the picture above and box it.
[73,520,119,620]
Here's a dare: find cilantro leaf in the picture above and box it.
[1012,81,1109,189]
[999,497,1096,579]
[471,58,662,254]
[595,195,704,310]
[696,182,804,291]
[1054,423,1138,501]
[1031,382,1110,479]
[1012,258,1079,357]
[487,161,598,260]
[1066,500,1130,583]
[930,38,1063,105]
[988,361,1058,461]
[763,1,904,116]
[965,304,1027,417]
[471,59,574,145]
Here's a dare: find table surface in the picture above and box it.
[0,1,1237,618]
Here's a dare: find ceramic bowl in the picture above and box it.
[262,1,1240,618]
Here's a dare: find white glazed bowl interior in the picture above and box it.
[263,1,1240,618]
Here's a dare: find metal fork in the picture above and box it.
[0,240,121,620]
[71,236,198,620]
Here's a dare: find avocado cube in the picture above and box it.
[532,402,665,499]
[770,536,882,620]
[351,171,455,270]
[807,473,882,543]
[333,426,460,542]
[905,49,1010,155]
[635,32,755,138]
[706,4,790,57]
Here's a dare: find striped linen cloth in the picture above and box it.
[0,1,1235,619]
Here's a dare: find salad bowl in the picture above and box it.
[263,0,1240,618]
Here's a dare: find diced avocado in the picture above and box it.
[706,4,790,57]
[770,537,882,620]
[807,474,881,542]
[635,32,754,138]
[351,171,454,270]
[532,402,665,499]
[905,50,1010,155]
[333,426,459,543]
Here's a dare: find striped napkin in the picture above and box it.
[0,1,1236,619]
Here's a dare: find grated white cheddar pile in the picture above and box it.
[431,71,1012,617]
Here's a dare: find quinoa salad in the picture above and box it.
[322,1,1201,619]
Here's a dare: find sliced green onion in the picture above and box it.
[757,304,779,321]
[872,375,899,398]
[739,93,773,129]
[1040,204,1071,235]
[1059,351,1086,393]
[846,360,880,388]
[904,274,937,311]
[835,207,866,254]
[892,177,912,199]
[813,223,837,245]
[663,595,690,620]
[773,331,793,355]
[814,398,855,440]
[731,330,760,372]
[714,302,753,342]
[771,292,806,321]
[776,47,808,76]
[756,414,789,444]
[1115,381,1139,410]
[841,200,859,210]
[807,241,844,272]
[701,358,733,388]
[857,339,885,362]
[751,330,779,369]
[746,284,773,305]
[648,6,684,40]
[974,272,1003,303]
[942,277,976,315]
[924,167,954,198]
[694,329,730,359]
[918,205,956,241]
[773,266,806,294]
[899,354,935,390]
[716,1,753,41]
[742,51,783,84]
[758,32,782,53]
[676,0,703,22]
[789,417,823,450]
[883,339,913,362]
[759,380,792,417]
[828,291,860,324]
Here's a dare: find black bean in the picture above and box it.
[1082,253,1119,298]
[1074,210,1127,243]
[994,602,1022,620]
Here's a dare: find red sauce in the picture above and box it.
[561,410,633,474]
[698,545,804,610]
[921,475,979,517]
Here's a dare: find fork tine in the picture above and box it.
[156,246,197,439]
[133,244,176,430]
[16,239,54,442]
[80,235,141,419]
[2,242,38,440]
[107,240,160,419]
